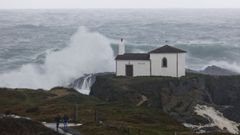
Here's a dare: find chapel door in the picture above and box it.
[126,65,133,77]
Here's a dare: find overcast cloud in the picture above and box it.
[0,0,240,9]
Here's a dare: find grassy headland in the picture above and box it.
[1,73,239,135]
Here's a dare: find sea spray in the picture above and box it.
[208,60,240,73]
[194,104,239,134]
[70,74,96,95]
[0,27,115,89]
[79,74,94,94]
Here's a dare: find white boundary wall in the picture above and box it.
[150,53,185,77]
[116,53,185,77]
[116,60,150,76]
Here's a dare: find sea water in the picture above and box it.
[0,9,240,89]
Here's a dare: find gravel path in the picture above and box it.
[43,122,82,135]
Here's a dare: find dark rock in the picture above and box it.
[90,73,240,127]
[201,65,238,76]
[187,65,239,76]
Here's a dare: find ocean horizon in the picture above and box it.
[0,9,240,89]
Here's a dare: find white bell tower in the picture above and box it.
[118,38,125,55]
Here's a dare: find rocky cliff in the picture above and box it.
[90,73,240,134]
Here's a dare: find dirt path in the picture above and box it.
[48,89,72,100]
[136,95,148,106]
[43,123,82,135]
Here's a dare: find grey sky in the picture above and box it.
[1,0,240,9]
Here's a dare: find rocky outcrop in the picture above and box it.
[90,73,240,133]
[187,65,239,76]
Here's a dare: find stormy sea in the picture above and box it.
[0,9,240,90]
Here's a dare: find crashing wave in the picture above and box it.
[0,27,114,89]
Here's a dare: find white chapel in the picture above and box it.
[115,39,186,77]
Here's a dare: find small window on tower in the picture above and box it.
[162,57,167,67]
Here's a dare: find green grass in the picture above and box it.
[0,117,61,135]
[0,87,191,135]
[0,87,101,122]
[0,84,234,135]
[75,104,191,135]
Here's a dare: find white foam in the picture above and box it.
[0,27,114,89]
[183,123,215,133]
[75,74,94,95]
[208,60,240,73]
[194,104,239,134]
